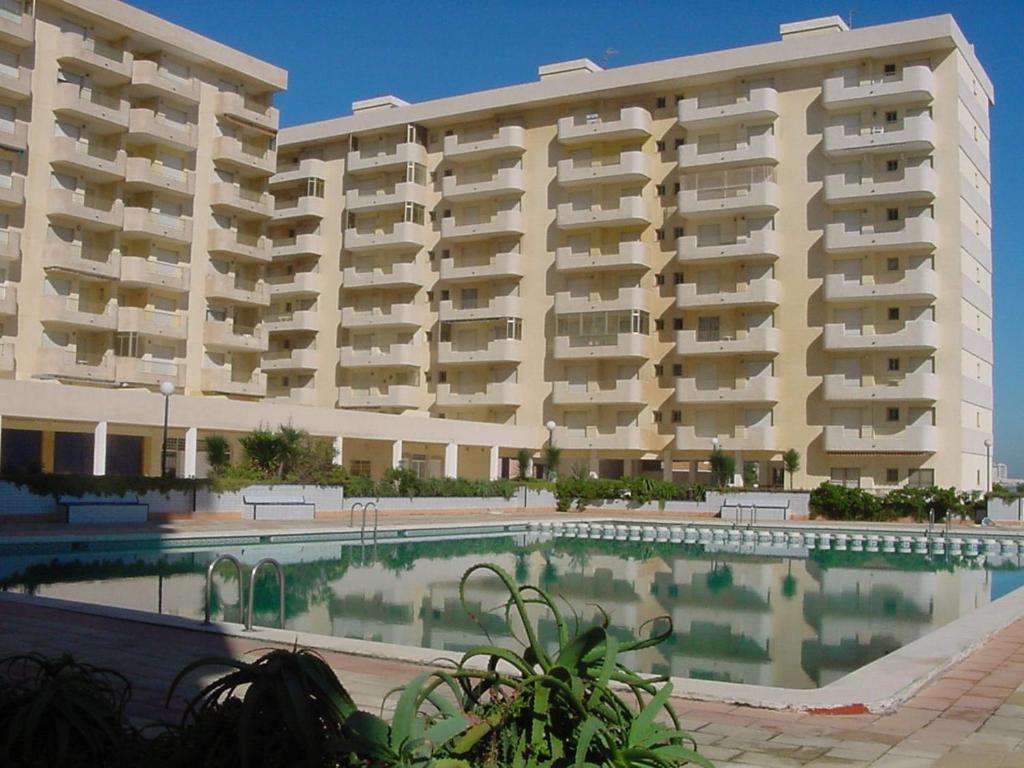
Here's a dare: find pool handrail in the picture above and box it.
[245,557,285,631]
[204,553,243,625]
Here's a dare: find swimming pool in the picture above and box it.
[3,523,1023,690]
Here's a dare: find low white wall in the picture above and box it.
[988,497,1023,522]
[0,482,58,517]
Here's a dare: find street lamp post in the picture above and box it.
[984,438,992,492]
[711,438,721,486]
[159,381,174,477]
[545,420,556,449]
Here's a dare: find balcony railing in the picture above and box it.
[212,135,276,176]
[557,107,653,145]
[0,340,12,373]
[0,228,18,262]
[677,168,778,217]
[271,233,323,260]
[342,302,421,328]
[263,309,318,333]
[677,229,778,264]
[115,357,184,387]
[822,266,938,302]
[338,384,420,409]
[674,376,779,404]
[344,222,426,251]
[0,62,29,100]
[443,125,526,160]
[823,217,938,253]
[0,1,34,48]
[205,271,270,305]
[267,271,320,298]
[210,182,274,218]
[822,65,934,110]
[119,257,190,292]
[553,332,651,360]
[823,112,935,157]
[124,157,194,197]
[53,82,129,132]
[557,151,650,187]
[207,229,271,262]
[823,424,937,454]
[0,281,15,316]
[440,251,524,282]
[201,367,267,397]
[127,108,197,150]
[438,295,522,322]
[442,168,526,201]
[675,326,781,356]
[554,287,650,315]
[117,306,187,339]
[40,295,117,330]
[48,188,123,230]
[339,343,420,368]
[204,320,268,352]
[262,347,318,371]
[822,371,938,403]
[50,136,126,181]
[57,31,133,83]
[441,210,525,241]
[552,426,665,452]
[43,243,120,280]
[677,134,778,170]
[822,319,939,351]
[271,158,326,186]
[342,261,423,288]
[551,379,646,406]
[346,181,427,212]
[555,241,650,273]
[216,90,279,132]
[130,60,200,104]
[437,338,522,365]
[122,208,193,245]
[37,348,115,381]
[555,197,649,229]
[678,87,778,129]
[676,277,780,309]
[823,165,938,205]
[346,142,426,174]
[675,425,778,452]
[272,194,327,221]
[435,381,522,407]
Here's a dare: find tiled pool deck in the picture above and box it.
[3,512,1024,767]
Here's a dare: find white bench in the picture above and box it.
[60,494,149,524]
[243,490,315,520]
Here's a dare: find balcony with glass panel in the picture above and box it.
[677,167,778,218]
[553,310,652,360]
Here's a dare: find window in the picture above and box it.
[830,467,860,488]
[885,110,898,124]
[426,291,434,302]
[655,96,667,109]
[428,250,436,261]
[888,307,900,321]
[673,182,681,194]
[884,63,897,76]
[437,370,447,383]
[655,274,665,286]
[887,257,899,271]
[655,228,664,241]
[697,316,720,342]
[886,159,899,172]
[656,184,666,196]
[672,363,682,376]
[674,138,685,149]
[888,357,900,371]
[886,207,900,222]
[654,364,664,376]
[886,407,900,422]
[673,226,684,238]
[671,410,682,424]
[351,460,372,477]
[654,319,664,331]
[908,469,934,488]
[886,468,899,484]
[653,411,663,423]
[672,317,683,331]
[673,272,684,285]
[656,140,666,152]
[440,289,450,301]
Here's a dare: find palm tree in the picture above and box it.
[543,444,561,479]
[782,448,801,490]
[516,448,531,480]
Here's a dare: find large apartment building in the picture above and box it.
[0,4,995,490]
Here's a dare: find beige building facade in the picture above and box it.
[0,4,996,490]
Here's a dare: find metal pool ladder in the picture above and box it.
[245,558,285,631]
[204,554,242,625]
[202,554,286,631]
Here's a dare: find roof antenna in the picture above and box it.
[602,47,619,66]
[847,8,856,27]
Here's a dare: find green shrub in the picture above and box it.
[709,448,735,488]
[809,482,883,521]
[516,447,531,480]
[204,434,231,474]
[2,473,208,499]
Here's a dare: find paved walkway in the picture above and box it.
[2,598,1024,767]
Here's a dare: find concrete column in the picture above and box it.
[662,449,673,482]
[488,445,500,480]
[444,442,458,478]
[0,413,3,471]
[41,431,54,472]
[332,436,344,466]
[93,421,108,476]
[390,439,403,469]
[588,449,599,478]
[688,460,696,483]
[733,451,744,487]
[183,427,198,478]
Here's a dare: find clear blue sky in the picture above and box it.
[133,0,1023,475]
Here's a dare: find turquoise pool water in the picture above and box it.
[3,529,1023,689]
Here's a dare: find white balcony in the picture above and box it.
[677,134,778,170]
[0,119,26,152]
[264,309,318,333]
[554,287,651,315]
[678,87,778,129]
[338,384,420,409]
[210,182,274,219]
[557,151,650,188]
[823,113,935,157]
[344,222,426,252]
[443,126,527,160]
[204,272,270,306]
[207,229,272,262]
[114,357,184,387]
[267,271,320,298]
[0,4,34,48]
[0,173,22,207]
[823,372,938,403]
[0,63,29,101]
[675,376,779,404]
[0,282,15,316]
[345,181,427,212]
[271,233,323,260]
[117,306,187,340]
[340,343,420,368]
[553,333,652,361]
[40,295,117,330]
[823,267,938,303]
[676,278,780,309]
[555,241,650,273]
[677,181,778,218]
[436,382,522,408]
[675,426,778,452]
[677,230,779,265]
[552,379,646,406]
[270,158,327,186]
[43,243,119,280]
[342,302,421,328]
[823,165,938,205]
[823,424,937,454]
[675,326,780,356]
[556,197,649,230]
[438,295,522,322]
[37,349,114,381]
[212,136,276,176]
[203,321,268,352]
[48,189,122,231]
[824,218,937,254]
[441,211,525,242]
[440,251,524,283]
[823,66,934,110]
[50,137,126,182]
[552,426,665,452]
[122,208,193,246]
[437,338,522,365]
[201,367,267,397]
[262,348,318,372]
[53,82,129,133]
[124,158,194,198]
[442,168,526,201]
[127,108,197,151]
[343,261,423,289]
[57,32,131,84]
[273,196,326,224]
[129,60,200,104]
[822,319,939,351]
[0,229,18,262]
[119,257,190,292]
[557,107,653,145]
[216,90,279,132]
[0,341,12,373]
[346,142,427,174]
